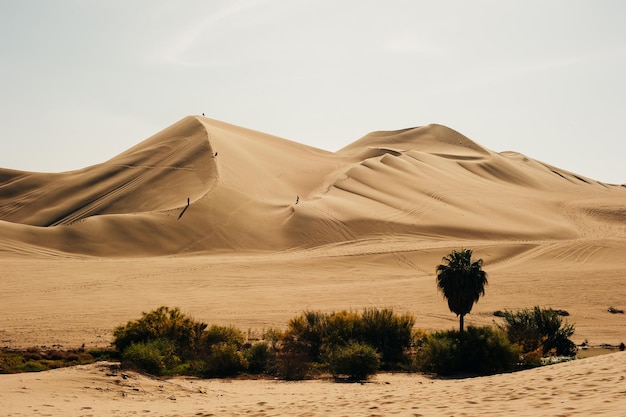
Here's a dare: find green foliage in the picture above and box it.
[202,343,249,377]
[283,310,328,362]
[0,348,103,374]
[360,308,415,367]
[245,342,275,374]
[199,326,247,377]
[274,343,311,381]
[415,326,519,375]
[325,341,381,381]
[203,325,245,348]
[113,306,206,357]
[113,307,251,377]
[282,308,415,372]
[323,310,361,349]
[122,339,179,376]
[436,249,488,333]
[22,360,48,372]
[498,306,577,358]
[0,351,24,373]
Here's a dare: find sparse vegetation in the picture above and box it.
[497,306,577,362]
[113,306,206,358]
[414,326,519,375]
[325,341,381,381]
[282,308,415,375]
[5,302,585,379]
[110,306,414,380]
[0,347,113,374]
[121,339,178,376]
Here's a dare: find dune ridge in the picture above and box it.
[1,116,624,256]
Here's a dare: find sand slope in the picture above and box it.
[1,353,624,416]
[1,116,626,416]
[1,116,624,256]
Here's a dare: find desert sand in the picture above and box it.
[1,115,625,415]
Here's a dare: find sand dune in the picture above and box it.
[1,115,626,416]
[1,116,624,256]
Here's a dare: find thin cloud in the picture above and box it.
[157,0,271,67]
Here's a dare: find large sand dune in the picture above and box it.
[2,115,624,257]
[1,116,625,415]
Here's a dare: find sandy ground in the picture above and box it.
[1,353,625,417]
[1,116,626,415]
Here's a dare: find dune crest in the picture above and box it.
[0,117,217,227]
[0,116,624,256]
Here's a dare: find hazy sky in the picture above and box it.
[1,1,625,183]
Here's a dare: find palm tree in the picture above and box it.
[436,249,488,333]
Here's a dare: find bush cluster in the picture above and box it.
[497,306,577,363]
[414,326,519,375]
[280,308,415,379]
[283,309,414,368]
[113,306,414,381]
[0,347,111,374]
[112,305,578,380]
[325,342,381,381]
[112,307,251,377]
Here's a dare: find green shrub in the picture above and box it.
[415,326,519,375]
[415,331,459,375]
[0,352,23,373]
[245,342,276,374]
[323,310,361,349]
[283,310,328,362]
[498,306,577,357]
[282,308,415,369]
[325,341,381,381]
[274,346,311,380]
[360,308,415,368]
[22,361,47,372]
[203,325,245,348]
[113,306,206,357]
[122,339,179,376]
[113,307,258,378]
[202,343,249,377]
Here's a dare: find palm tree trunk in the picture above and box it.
[459,314,464,333]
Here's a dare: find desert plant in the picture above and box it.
[202,343,249,377]
[283,310,328,362]
[122,339,179,376]
[325,341,381,381]
[415,326,519,375]
[359,308,415,367]
[245,342,276,374]
[415,330,460,375]
[112,306,206,357]
[323,310,361,349]
[203,325,245,348]
[436,249,488,333]
[498,306,577,357]
[274,343,311,380]
[282,308,415,369]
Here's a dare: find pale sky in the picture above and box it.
[1,1,625,183]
